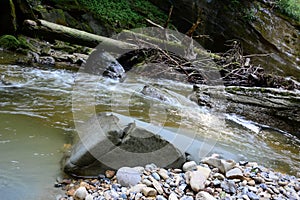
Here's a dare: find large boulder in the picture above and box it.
[63,112,186,177]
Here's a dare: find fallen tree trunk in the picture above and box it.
[22,19,220,60]
[23,19,138,51]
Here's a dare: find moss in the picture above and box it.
[77,0,168,31]
[0,35,20,50]
[276,0,300,22]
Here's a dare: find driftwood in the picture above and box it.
[23,19,138,51]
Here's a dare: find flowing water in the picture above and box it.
[0,56,299,199]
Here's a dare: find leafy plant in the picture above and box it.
[77,0,168,31]
[276,0,300,22]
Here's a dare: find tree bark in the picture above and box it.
[23,19,138,51]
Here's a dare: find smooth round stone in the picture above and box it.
[74,186,88,200]
[152,172,161,181]
[183,161,197,172]
[212,179,221,186]
[145,163,157,172]
[142,187,157,197]
[248,180,255,186]
[116,167,141,187]
[158,168,169,180]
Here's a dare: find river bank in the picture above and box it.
[56,155,300,200]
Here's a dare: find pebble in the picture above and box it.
[105,170,115,178]
[152,172,161,181]
[59,156,300,200]
[226,168,244,179]
[158,168,170,180]
[142,187,157,197]
[195,191,217,200]
[221,180,236,194]
[183,161,198,172]
[169,192,179,200]
[188,171,207,192]
[145,163,157,172]
[116,167,141,187]
[247,191,259,200]
[74,187,88,200]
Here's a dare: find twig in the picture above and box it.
[164,5,174,28]
[243,53,272,58]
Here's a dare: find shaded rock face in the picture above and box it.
[149,0,300,80]
[0,0,17,35]
[63,112,186,177]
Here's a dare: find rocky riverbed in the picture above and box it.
[55,155,300,200]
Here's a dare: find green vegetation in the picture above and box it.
[0,35,34,51]
[77,0,168,31]
[276,0,300,22]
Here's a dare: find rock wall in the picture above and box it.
[149,0,300,81]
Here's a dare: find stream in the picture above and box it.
[0,54,299,199]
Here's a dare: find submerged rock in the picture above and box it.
[63,112,186,177]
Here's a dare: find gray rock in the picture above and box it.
[145,163,158,172]
[221,180,237,194]
[195,191,217,200]
[116,167,141,187]
[152,172,161,181]
[183,161,197,172]
[226,168,244,179]
[63,112,186,176]
[187,170,207,192]
[180,195,194,200]
[74,186,88,200]
[247,191,259,200]
[201,156,235,174]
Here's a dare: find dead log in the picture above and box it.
[23,19,138,51]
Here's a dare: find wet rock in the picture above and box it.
[152,172,161,181]
[116,167,141,187]
[183,161,197,172]
[39,56,55,65]
[63,112,185,176]
[225,168,244,179]
[74,186,88,200]
[195,191,216,200]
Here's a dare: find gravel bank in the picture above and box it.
[56,155,300,200]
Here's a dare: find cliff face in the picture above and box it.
[149,0,300,80]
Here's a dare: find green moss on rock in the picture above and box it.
[0,35,20,50]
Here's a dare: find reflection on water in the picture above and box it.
[0,64,299,199]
